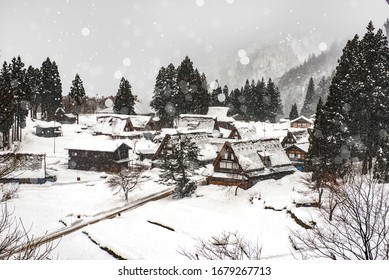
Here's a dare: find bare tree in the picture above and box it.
[106,165,148,202]
[0,204,57,260]
[180,231,262,260]
[291,171,389,260]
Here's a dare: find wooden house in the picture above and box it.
[55,107,77,124]
[290,116,313,129]
[281,129,311,171]
[151,131,217,167]
[281,129,311,148]
[65,139,131,172]
[207,138,295,189]
[284,143,309,171]
[35,121,62,137]
[207,107,235,130]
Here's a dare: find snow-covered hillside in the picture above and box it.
[2,115,317,260]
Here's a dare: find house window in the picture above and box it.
[219,161,239,170]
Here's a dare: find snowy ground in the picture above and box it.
[1,115,317,260]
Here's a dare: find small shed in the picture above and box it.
[281,129,311,148]
[208,138,295,189]
[65,139,132,172]
[290,116,313,129]
[228,123,257,140]
[35,121,62,137]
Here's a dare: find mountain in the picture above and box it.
[277,42,343,115]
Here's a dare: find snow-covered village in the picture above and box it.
[1,0,389,265]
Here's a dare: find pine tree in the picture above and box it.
[265,78,283,122]
[289,103,299,120]
[9,56,28,141]
[300,77,316,117]
[25,66,42,119]
[191,69,209,114]
[40,58,62,121]
[241,79,251,121]
[227,88,241,117]
[159,133,205,198]
[374,134,389,183]
[151,64,178,127]
[359,22,389,173]
[176,56,196,115]
[210,80,223,107]
[113,77,135,115]
[253,78,266,121]
[0,62,13,149]
[69,73,86,108]
[384,18,389,40]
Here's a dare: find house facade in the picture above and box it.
[35,122,62,137]
[290,116,313,128]
[281,128,311,171]
[208,138,295,189]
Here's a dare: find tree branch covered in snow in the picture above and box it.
[0,204,57,260]
[179,231,262,260]
[106,165,148,202]
[291,171,389,260]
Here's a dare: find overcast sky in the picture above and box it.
[0,0,388,104]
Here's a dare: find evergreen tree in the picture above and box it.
[0,62,13,149]
[300,77,316,117]
[9,56,28,141]
[151,64,178,127]
[289,103,299,120]
[265,78,283,122]
[40,58,62,121]
[227,88,241,117]
[221,85,229,106]
[359,22,389,173]
[25,66,42,119]
[210,80,222,107]
[374,134,389,183]
[113,77,135,115]
[384,18,389,40]
[191,69,209,114]
[253,78,266,121]
[69,73,86,108]
[176,56,196,115]
[159,133,205,198]
[316,75,332,104]
[241,79,251,121]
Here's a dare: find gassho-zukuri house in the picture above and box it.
[65,138,132,172]
[207,138,295,189]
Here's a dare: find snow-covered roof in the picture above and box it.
[178,114,217,134]
[134,101,155,116]
[65,139,130,152]
[288,128,310,144]
[293,143,310,153]
[290,116,314,124]
[229,138,293,172]
[155,131,217,162]
[233,122,257,140]
[1,153,46,179]
[94,115,129,135]
[207,107,235,122]
[128,115,152,129]
[34,121,62,128]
